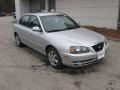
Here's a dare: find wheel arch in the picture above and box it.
[45,45,61,55]
[14,32,18,36]
[45,45,55,54]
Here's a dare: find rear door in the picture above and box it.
[17,15,31,45]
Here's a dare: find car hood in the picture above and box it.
[47,27,105,46]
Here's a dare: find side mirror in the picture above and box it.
[77,21,80,25]
[32,26,42,32]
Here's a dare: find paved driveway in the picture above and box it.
[0,16,120,90]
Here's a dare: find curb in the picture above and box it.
[108,37,120,42]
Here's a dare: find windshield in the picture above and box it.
[40,14,80,32]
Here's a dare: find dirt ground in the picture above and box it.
[84,26,120,40]
[0,16,120,90]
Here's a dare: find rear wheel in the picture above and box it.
[15,34,24,47]
[47,47,62,69]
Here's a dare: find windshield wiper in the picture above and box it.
[47,28,68,33]
[67,26,80,30]
[47,26,80,33]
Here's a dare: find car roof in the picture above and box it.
[24,12,63,17]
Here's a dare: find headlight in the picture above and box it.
[70,46,89,54]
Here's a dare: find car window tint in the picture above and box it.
[19,15,30,27]
[29,16,40,28]
[19,18,23,24]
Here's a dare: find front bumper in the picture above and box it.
[61,48,108,67]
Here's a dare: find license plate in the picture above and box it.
[98,51,105,59]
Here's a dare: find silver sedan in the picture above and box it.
[14,13,109,68]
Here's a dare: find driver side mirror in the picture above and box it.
[77,21,80,25]
[32,26,42,32]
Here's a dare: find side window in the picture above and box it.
[29,16,41,28]
[19,16,30,27]
[19,18,23,25]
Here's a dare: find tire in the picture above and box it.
[47,47,62,69]
[15,34,24,47]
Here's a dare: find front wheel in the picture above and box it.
[47,47,62,69]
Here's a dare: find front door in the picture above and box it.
[26,15,45,53]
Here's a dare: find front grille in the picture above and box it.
[72,58,98,66]
[92,42,104,52]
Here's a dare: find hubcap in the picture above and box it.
[15,35,20,46]
[48,50,58,66]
